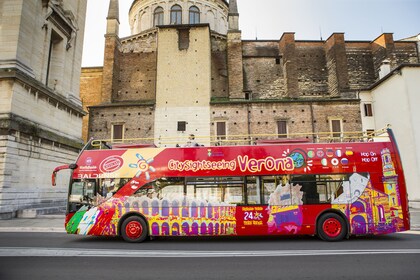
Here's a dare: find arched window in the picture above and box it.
[154,7,164,26]
[189,6,200,24]
[170,5,182,24]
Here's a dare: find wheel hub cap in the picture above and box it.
[126,221,143,239]
[323,218,342,238]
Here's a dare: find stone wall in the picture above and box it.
[128,0,229,35]
[0,133,77,218]
[0,0,87,217]
[154,25,212,145]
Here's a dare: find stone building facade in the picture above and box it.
[81,0,419,148]
[0,0,87,218]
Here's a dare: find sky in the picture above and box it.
[82,0,420,67]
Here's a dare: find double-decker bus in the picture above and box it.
[52,129,410,242]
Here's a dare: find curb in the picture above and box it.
[0,227,65,233]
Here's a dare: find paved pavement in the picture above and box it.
[1,209,419,233]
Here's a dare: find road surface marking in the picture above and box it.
[1,247,420,258]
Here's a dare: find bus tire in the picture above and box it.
[121,216,148,243]
[317,213,347,242]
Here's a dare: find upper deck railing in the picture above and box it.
[90,126,391,150]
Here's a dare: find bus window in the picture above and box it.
[69,181,83,202]
[69,179,97,204]
[289,174,369,204]
[192,184,222,203]
[263,175,297,206]
[186,177,244,205]
[100,178,126,199]
[246,176,261,204]
[156,177,184,200]
[261,176,281,204]
[318,174,348,202]
[223,184,244,204]
[291,175,318,204]
[135,177,185,200]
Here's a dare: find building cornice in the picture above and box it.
[365,63,420,91]
[89,101,155,109]
[0,68,86,116]
[210,98,360,105]
[0,113,84,150]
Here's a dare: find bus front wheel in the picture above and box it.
[121,216,148,243]
[317,213,347,242]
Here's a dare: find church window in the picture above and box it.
[216,122,226,140]
[112,124,124,142]
[46,30,64,89]
[364,103,373,117]
[170,5,182,24]
[154,7,164,26]
[177,121,187,132]
[329,119,343,138]
[178,28,190,50]
[189,6,200,24]
[277,120,287,138]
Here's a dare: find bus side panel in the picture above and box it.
[144,205,238,237]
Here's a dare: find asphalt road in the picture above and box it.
[1,232,420,280]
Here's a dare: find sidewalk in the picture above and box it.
[1,210,420,233]
[0,214,65,232]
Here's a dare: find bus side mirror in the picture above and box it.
[52,171,58,187]
[52,164,77,187]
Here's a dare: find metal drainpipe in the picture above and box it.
[247,102,251,145]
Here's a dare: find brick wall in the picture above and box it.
[115,51,157,102]
[210,100,362,143]
[227,31,244,99]
[80,68,103,142]
[211,34,229,99]
[88,105,155,143]
[345,43,376,90]
[295,42,329,97]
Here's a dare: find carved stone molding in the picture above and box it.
[44,0,78,50]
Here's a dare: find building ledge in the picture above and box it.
[0,68,86,116]
[210,97,359,105]
[89,100,155,109]
[0,113,83,150]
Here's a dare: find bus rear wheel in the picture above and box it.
[121,216,148,243]
[317,213,347,242]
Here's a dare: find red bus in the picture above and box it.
[52,129,410,242]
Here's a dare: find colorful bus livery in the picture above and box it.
[53,129,410,242]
